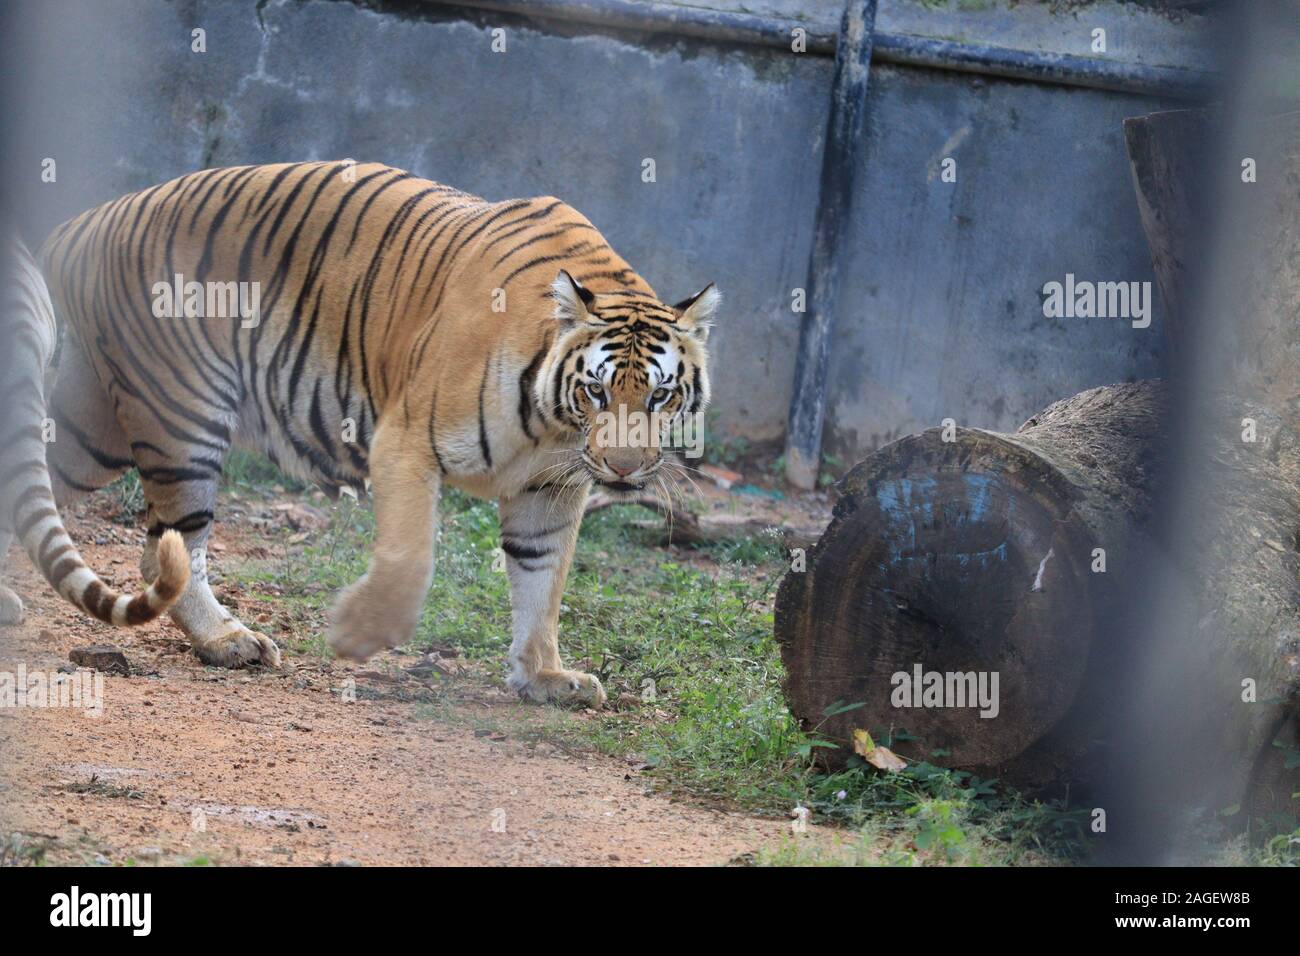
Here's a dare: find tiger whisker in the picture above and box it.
[661,459,705,504]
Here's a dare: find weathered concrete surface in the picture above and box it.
[458,0,1219,90]
[5,0,1174,460]
[822,63,1165,457]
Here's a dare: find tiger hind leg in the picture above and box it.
[138,489,280,669]
[45,337,134,506]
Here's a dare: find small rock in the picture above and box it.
[405,655,461,678]
[700,464,743,490]
[69,645,130,676]
[285,503,329,530]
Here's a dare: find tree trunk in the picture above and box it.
[1123,108,1300,414]
[1122,106,1300,825]
[1122,109,1208,372]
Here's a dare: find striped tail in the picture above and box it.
[2,233,190,625]
[13,491,190,626]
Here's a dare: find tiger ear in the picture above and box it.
[673,283,720,340]
[551,270,596,325]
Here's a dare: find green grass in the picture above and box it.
[1,832,51,866]
[220,448,309,492]
[86,449,1291,866]
[221,465,1093,866]
[102,448,306,525]
[1259,827,1300,866]
[105,471,144,524]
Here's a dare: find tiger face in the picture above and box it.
[545,270,719,493]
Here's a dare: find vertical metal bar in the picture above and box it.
[784,0,877,490]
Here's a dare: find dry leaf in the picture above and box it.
[866,744,908,772]
[853,728,908,772]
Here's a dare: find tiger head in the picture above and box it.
[543,270,719,493]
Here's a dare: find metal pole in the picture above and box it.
[783,0,877,490]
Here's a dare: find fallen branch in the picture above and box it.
[583,491,705,543]
[583,490,821,551]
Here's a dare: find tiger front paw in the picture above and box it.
[508,667,606,709]
[326,576,417,662]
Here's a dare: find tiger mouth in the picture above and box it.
[597,479,643,493]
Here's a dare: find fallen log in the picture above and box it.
[776,107,1300,816]
[1184,395,1300,823]
[776,380,1300,795]
[775,380,1168,787]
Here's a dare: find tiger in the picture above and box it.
[36,162,718,705]
[0,231,189,629]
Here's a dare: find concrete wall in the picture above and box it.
[825,64,1165,455]
[4,0,1201,464]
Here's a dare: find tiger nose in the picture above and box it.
[607,460,636,477]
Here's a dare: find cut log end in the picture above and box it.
[777,427,1101,771]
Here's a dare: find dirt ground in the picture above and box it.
[0,485,835,867]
